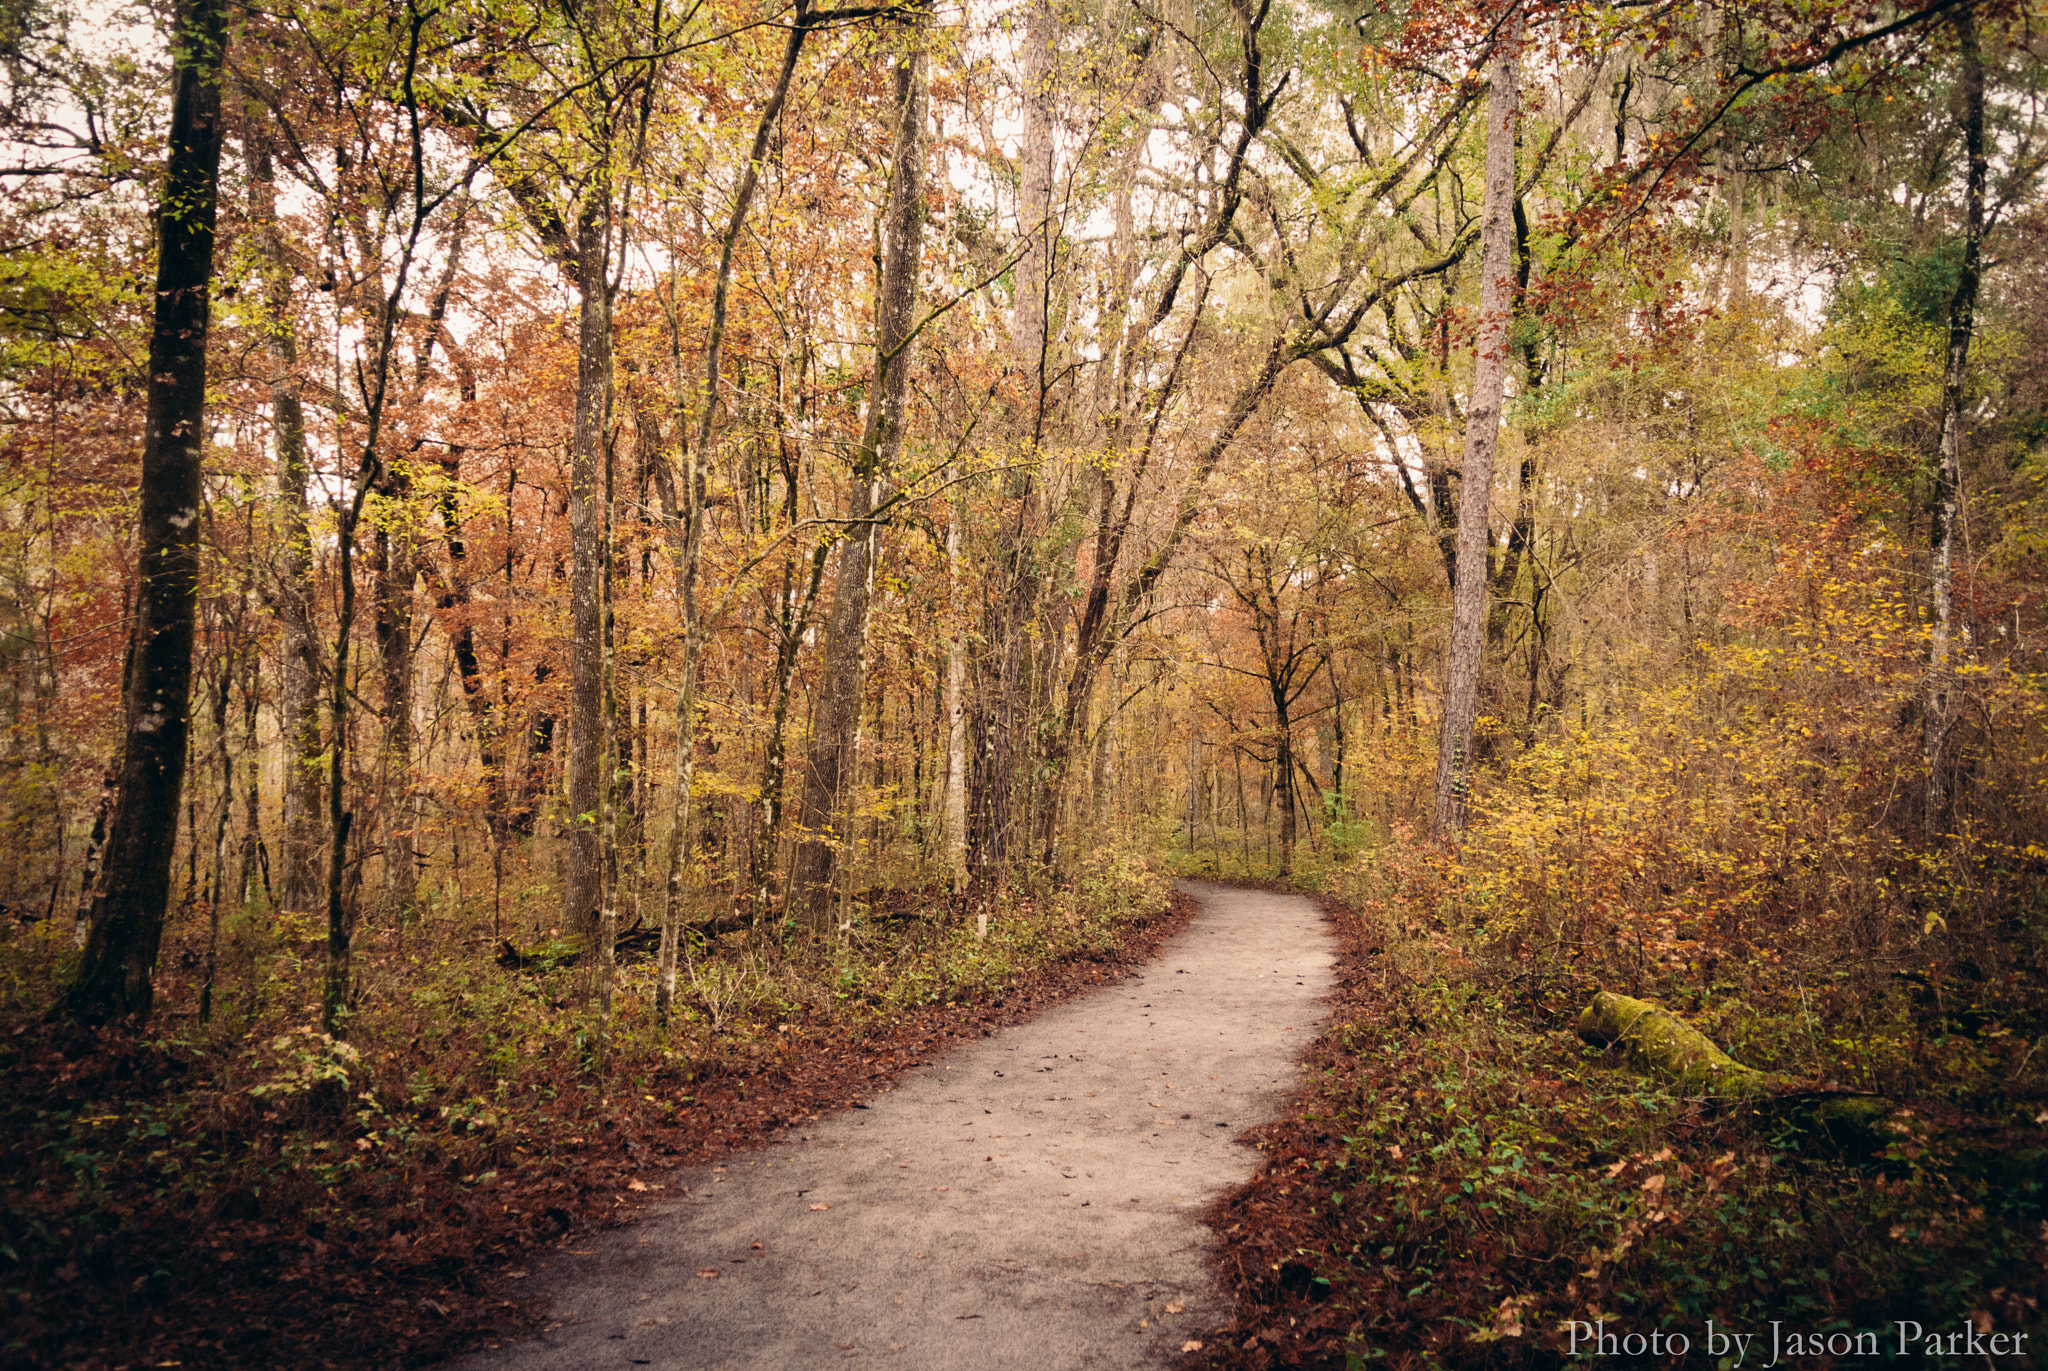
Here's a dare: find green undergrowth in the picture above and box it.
[0,843,1170,1368]
[1199,845,2048,1370]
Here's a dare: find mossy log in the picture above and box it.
[1576,991,1781,1097]
[1577,991,1896,1140]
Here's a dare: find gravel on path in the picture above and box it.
[462,880,1335,1371]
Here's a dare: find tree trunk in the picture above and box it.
[1431,25,1519,841]
[1012,0,1055,391]
[374,518,416,929]
[754,543,828,906]
[236,642,264,905]
[654,412,704,1014]
[563,205,613,956]
[788,29,928,934]
[943,508,969,891]
[1925,7,1985,837]
[246,121,325,914]
[968,0,1056,895]
[1272,708,1296,873]
[1487,196,1543,651]
[66,0,227,1025]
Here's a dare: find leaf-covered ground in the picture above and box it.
[0,886,1194,1370]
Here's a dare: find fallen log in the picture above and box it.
[495,909,759,972]
[496,919,662,972]
[1577,991,1895,1140]
[1575,991,1777,1097]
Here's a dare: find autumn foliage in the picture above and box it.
[2,0,2046,1363]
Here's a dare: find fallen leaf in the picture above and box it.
[627,1179,649,1192]
[1181,1341,1203,1353]
[1166,1300,1185,1314]
[697,1268,720,1280]
[809,1203,831,1211]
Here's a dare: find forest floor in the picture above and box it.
[458,880,1334,1370]
[0,878,1201,1370]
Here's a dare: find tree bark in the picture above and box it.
[1431,23,1519,841]
[246,121,325,915]
[943,507,969,891]
[1012,0,1055,390]
[66,0,227,1025]
[789,27,928,934]
[563,204,613,955]
[374,515,417,929]
[1924,7,1985,838]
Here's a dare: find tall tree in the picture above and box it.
[65,0,228,1024]
[244,116,325,917]
[788,12,929,933]
[1431,9,1520,840]
[435,0,686,971]
[1924,4,1986,836]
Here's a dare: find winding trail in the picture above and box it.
[467,880,1334,1370]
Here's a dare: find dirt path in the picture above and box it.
[463,881,1334,1371]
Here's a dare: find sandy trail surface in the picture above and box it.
[464,880,1334,1371]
